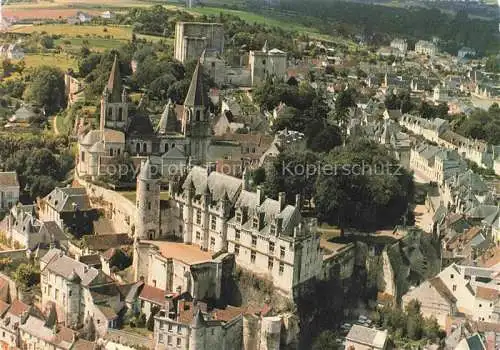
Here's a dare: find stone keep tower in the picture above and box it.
[135,158,160,240]
[189,309,207,349]
[182,60,211,165]
[100,55,129,131]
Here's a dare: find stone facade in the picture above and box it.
[174,22,224,63]
[249,44,287,86]
[77,56,212,180]
[0,172,19,210]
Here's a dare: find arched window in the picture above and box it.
[117,107,123,121]
[108,107,113,119]
[117,149,121,156]
[196,110,201,121]
[262,59,266,65]
[136,143,140,154]
[165,144,169,153]
[109,148,113,156]
[171,143,175,150]
[143,143,147,153]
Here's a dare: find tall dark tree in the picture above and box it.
[23,66,66,114]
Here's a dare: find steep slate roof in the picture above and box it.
[106,55,123,103]
[0,172,19,187]
[43,187,91,213]
[42,248,99,286]
[157,100,179,134]
[182,166,242,203]
[184,60,208,107]
[20,315,76,349]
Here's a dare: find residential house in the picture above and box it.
[40,248,124,336]
[345,325,388,350]
[38,187,98,237]
[153,296,246,350]
[0,172,19,210]
[390,38,408,54]
[6,204,68,249]
[0,300,31,349]
[415,40,438,56]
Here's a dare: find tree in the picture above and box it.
[307,125,342,153]
[251,167,266,186]
[13,263,40,289]
[23,66,66,114]
[314,139,414,230]
[312,330,340,350]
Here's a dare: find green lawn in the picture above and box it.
[20,53,77,70]
[9,24,133,39]
[186,6,333,41]
[55,37,126,51]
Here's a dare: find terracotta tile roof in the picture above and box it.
[0,300,9,316]
[475,287,498,301]
[0,172,19,187]
[9,300,29,317]
[145,241,212,265]
[176,300,246,325]
[139,285,166,306]
[72,339,96,350]
[473,321,500,333]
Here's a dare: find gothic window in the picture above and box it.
[211,62,215,68]
[196,110,201,121]
[250,251,256,263]
[252,217,259,230]
[262,59,266,65]
[148,202,151,210]
[236,212,242,223]
[268,258,274,271]
[117,107,123,121]
[171,143,175,149]
[143,143,147,153]
[146,184,150,191]
[235,230,241,241]
[136,143,140,154]
[210,237,215,249]
[109,148,113,156]
[196,210,201,224]
[165,144,169,153]
[280,246,285,258]
[81,152,85,162]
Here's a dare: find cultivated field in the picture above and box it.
[9,24,133,39]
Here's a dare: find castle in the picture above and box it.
[134,159,321,296]
[77,55,211,179]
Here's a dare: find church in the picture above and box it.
[77,55,212,179]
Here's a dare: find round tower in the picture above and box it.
[135,158,160,240]
[189,308,206,350]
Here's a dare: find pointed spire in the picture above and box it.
[106,55,123,103]
[184,59,208,108]
[157,99,178,134]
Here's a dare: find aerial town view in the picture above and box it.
[0,0,498,349]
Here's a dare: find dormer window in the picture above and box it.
[236,212,242,223]
[252,216,259,230]
[270,224,277,236]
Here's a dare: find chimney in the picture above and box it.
[278,192,286,211]
[295,193,301,209]
[257,186,264,205]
